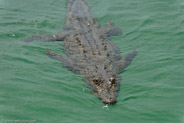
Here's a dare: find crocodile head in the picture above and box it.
[92,76,120,105]
[84,66,121,105]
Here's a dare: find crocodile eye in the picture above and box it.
[109,77,116,85]
[93,78,101,86]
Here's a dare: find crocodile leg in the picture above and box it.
[100,20,122,37]
[45,49,72,66]
[45,50,80,73]
[23,31,72,42]
[117,50,137,73]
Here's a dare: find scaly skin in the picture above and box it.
[24,0,136,105]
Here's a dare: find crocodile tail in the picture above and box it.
[67,0,88,8]
[67,0,74,9]
[67,0,92,17]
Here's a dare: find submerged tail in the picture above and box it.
[64,0,95,30]
[67,0,93,18]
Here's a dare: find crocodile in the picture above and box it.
[24,0,137,105]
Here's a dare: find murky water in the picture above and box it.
[0,0,184,123]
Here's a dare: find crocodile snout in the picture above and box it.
[102,97,117,105]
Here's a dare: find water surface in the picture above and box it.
[0,0,184,123]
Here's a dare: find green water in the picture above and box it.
[0,0,184,123]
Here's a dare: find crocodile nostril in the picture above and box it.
[102,98,117,105]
